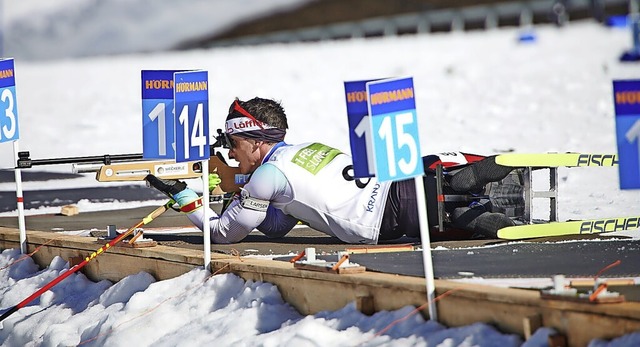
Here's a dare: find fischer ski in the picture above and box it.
[495,153,618,168]
[497,215,640,240]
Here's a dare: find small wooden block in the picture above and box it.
[96,238,157,248]
[540,292,625,304]
[345,244,415,254]
[570,279,636,287]
[60,205,79,216]
[119,240,157,248]
[294,261,366,274]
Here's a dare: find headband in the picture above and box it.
[225,100,286,143]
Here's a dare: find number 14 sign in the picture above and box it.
[366,77,423,182]
[174,71,210,163]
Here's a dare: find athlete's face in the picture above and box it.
[228,135,262,174]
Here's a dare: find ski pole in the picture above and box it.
[0,200,174,323]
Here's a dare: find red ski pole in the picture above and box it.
[0,200,174,323]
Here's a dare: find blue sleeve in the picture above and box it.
[257,205,298,238]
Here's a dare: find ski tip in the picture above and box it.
[495,153,618,168]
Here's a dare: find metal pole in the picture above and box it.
[415,176,437,321]
[13,141,26,254]
[202,159,211,271]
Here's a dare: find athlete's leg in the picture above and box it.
[449,156,513,192]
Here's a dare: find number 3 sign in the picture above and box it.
[0,59,20,143]
[366,77,423,182]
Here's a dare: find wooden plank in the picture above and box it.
[540,292,625,304]
[345,244,415,254]
[293,262,366,274]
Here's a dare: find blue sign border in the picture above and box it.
[613,79,640,189]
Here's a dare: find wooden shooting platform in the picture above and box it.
[2,225,640,347]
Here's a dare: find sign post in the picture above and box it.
[613,80,640,189]
[0,58,26,253]
[345,77,437,320]
[173,70,211,269]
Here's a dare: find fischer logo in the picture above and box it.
[576,154,618,167]
[155,163,189,176]
[580,217,640,233]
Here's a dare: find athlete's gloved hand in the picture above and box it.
[209,173,221,192]
[145,174,202,212]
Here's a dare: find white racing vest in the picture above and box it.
[253,142,391,244]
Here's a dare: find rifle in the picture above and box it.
[15,129,245,193]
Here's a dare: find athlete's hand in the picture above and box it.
[209,173,222,192]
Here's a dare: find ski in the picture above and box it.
[495,153,618,168]
[497,215,640,240]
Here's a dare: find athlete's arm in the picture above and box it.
[186,162,293,243]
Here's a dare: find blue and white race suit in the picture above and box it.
[187,142,392,244]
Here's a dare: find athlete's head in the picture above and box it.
[224,97,288,174]
[224,97,288,145]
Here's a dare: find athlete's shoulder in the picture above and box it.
[247,163,289,199]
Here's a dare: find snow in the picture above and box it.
[1,0,312,60]
[1,4,640,345]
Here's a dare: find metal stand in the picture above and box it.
[523,167,559,223]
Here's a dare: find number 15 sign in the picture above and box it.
[366,77,423,182]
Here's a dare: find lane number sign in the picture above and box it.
[142,70,182,159]
[366,77,423,182]
[613,80,640,189]
[0,59,19,143]
[174,71,210,163]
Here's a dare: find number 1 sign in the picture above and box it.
[344,79,380,178]
[366,77,423,182]
[141,70,182,159]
